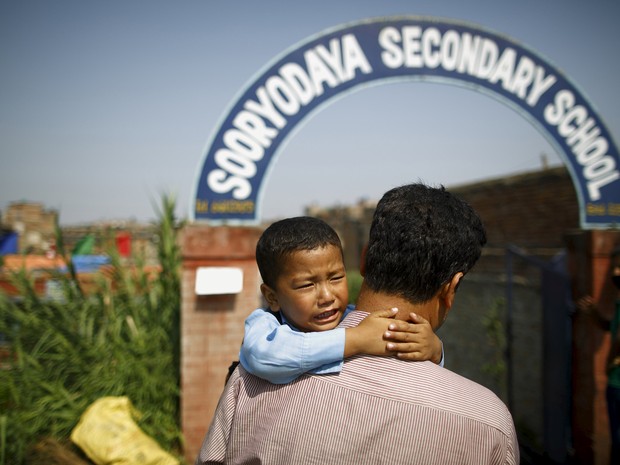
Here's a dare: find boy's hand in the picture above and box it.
[344,308,398,357]
[384,313,443,365]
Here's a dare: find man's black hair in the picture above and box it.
[363,183,487,304]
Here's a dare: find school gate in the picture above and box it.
[181,17,620,464]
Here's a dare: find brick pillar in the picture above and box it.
[566,229,620,465]
[180,224,263,462]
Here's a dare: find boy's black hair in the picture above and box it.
[256,216,343,288]
[364,183,487,304]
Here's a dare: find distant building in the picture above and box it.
[60,220,159,264]
[307,166,578,273]
[1,202,58,255]
[0,201,158,265]
[0,212,160,298]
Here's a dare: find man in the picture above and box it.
[196,182,519,465]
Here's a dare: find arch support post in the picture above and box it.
[179,224,263,462]
[566,229,620,465]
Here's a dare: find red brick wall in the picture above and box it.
[180,224,263,462]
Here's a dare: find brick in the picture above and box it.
[180,225,263,462]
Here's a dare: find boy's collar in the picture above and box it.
[277,311,302,332]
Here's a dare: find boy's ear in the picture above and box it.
[440,272,464,309]
[260,283,280,312]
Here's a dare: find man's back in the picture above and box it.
[198,312,519,465]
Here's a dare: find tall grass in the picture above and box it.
[0,195,184,464]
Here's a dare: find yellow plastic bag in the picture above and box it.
[70,396,179,465]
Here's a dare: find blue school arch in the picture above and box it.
[192,16,620,228]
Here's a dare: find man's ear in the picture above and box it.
[260,283,280,312]
[441,272,464,309]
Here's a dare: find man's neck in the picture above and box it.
[355,284,436,324]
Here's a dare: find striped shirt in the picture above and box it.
[196,311,519,465]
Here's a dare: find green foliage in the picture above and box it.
[0,195,184,465]
[482,298,508,399]
[347,270,363,305]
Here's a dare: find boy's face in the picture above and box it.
[262,244,349,332]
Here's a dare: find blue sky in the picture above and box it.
[2,0,619,225]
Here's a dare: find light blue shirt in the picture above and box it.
[239,305,445,384]
[239,305,355,384]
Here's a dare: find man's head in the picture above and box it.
[363,183,486,325]
[256,216,349,332]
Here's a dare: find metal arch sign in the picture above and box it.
[192,16,620,228]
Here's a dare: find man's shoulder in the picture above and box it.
[333,355,514,433]
[433,364,511,415]
[338,309,367,328]
[337,311,509,410]
[429,367,514,434]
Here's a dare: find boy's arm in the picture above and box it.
[346,311,444,366]
[239,309,346,384]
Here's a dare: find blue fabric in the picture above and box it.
[0,232,18,255]
[239,305,354,384]
[239,305,444,385]
[66,255,110,273]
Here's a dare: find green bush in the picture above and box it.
[347,270,363,305]
[0,195,184,464]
